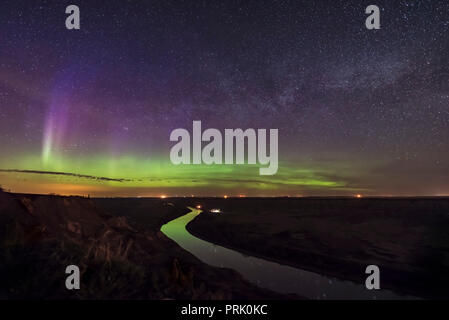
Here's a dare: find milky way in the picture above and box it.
[0,0,448,196]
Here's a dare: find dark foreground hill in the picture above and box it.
[0,191,287,299]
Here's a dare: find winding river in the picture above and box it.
[161,207,414,299]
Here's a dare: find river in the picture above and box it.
[161,207,415,299]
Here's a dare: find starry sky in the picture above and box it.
[0,0,448,197]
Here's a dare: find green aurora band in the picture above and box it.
[0,152,365,197]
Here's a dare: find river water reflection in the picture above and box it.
[161,208,415,299]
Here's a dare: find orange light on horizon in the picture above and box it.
[196,205,202,209]
[224,195,228,199]
[238,194,246,198]
[160,195,167,199]
[355,194,362,198]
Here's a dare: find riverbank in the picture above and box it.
[0,191,289,299]
[164,208,400,299]
[186,197,449,299]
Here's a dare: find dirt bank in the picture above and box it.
[0,192,291,299]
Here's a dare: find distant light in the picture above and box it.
[196,205,202,209]
[355,194,362,198]
[238,194,246,198]
[160,195,167,199]
[224,195,228,199]
[210,208,221,213]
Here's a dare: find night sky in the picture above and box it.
[0,0,448,196]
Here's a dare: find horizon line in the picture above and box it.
[3,191,449,199]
